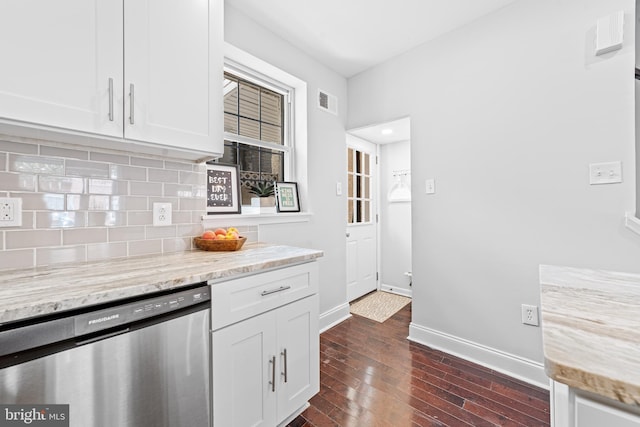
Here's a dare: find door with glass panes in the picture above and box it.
[346,136,377,302]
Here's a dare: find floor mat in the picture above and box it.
[350,291,411,323]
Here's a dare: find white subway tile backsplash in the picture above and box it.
[38,175,84,193]
[0,140,207,270]
[163,237,191,253]
[88,211,127,227]
[36,211,87,228]
[164,183,194,198]
[87,242,127,261]
[164,161,193,171]
[10,154,64,175]
[0,249,34,270]
[127,211,153,226]
[0,172,36,191]
[180,197,204,211]
[131,156,163,168]
[36,245,86,266]
[63,228,108,245]
[88,195,110,211]
[90,152,129,165]
[40,146,88,160]
[148,168,179,183]
[111,196,148,211]
[130,181,163,196]
[109,226,145,242]
[65,159,109,178]
[88,179,128,195]
[109,164,146,181]
[0,140,38,154]
[18,192,65,210]
[6,229,61,249]
[128,239,162,256]
[66,194,89,211]
[145,225,176,239]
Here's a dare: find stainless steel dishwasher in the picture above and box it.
[0,283,211,427]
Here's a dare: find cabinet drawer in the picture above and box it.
[210,262,318,330]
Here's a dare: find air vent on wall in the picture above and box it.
[318,89,338,115]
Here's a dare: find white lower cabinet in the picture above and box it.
[211,263,319,427]
[551,381,640,427]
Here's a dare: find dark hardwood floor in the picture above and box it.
[287,303,550,427]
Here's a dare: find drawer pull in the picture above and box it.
[261,285,291,296]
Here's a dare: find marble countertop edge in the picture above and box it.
[0,244,323,325]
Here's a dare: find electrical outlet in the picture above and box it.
[521,304,539,326]
[153,202,172,226]
[0,197,22,227]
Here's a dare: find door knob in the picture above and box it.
[346,232,350,237]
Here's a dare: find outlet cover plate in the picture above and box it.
[589,161,622,185]
[0,197,22,227]
[153,202,172,226]
[521,304,539,326]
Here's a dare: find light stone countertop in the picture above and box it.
[540,265,640,406]
[0,243,323,325]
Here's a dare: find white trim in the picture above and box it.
[380,284,412,298]
[319,302,351,333]
[202,212,312,227]
[408,322,549,389]
[624,212,640,236]
[223,42,309,213]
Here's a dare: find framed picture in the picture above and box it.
[275,182,300,212]
[206,163,241,214]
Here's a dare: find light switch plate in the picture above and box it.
[425,179,435,194]
[589,161,622,185]
[336,182,342,196]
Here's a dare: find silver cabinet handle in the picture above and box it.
[108,78,114,121]
[269,356,276,392]
[261,285,291,296]
[281,348,288,383]
[129,83,135,124]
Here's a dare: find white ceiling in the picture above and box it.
[349,117,411,145]
[226,0,518,78]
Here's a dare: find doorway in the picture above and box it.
[346,117,412,302]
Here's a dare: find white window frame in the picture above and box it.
[203,43,309,224]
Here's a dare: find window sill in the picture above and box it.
[202,211,312,226]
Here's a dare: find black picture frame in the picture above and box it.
[206,163,241,214]
[275,181,300,212]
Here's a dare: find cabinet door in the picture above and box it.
[276,295,320,423]
[212,310,277,427]
[0,0,123,137]
[124,0,223,155]
[575,395,640,427]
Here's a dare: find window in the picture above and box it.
[347,147,371,223]
[214,70,291,206]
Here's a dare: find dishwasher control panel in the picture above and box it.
[75,285,210,336]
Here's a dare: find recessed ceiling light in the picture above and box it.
[381,128,393,135]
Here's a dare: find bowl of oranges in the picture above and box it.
[194,227,246,251]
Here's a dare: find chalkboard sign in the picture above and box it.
[206,164,241,214]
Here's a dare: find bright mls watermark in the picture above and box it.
[0,405,68,427]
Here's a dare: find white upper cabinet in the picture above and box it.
[124,0,222,153]
[0,0,124,137]
[0,0,223,159]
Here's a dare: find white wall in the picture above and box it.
[348,0,639,386]
[380,141,412,296]
[224,3,350,328]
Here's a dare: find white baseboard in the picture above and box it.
[625,212,640,236]
[319,302,351,333]
[380,284,412,298]
[408,322,548,389]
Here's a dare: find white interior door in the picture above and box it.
[346,136,378,302]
